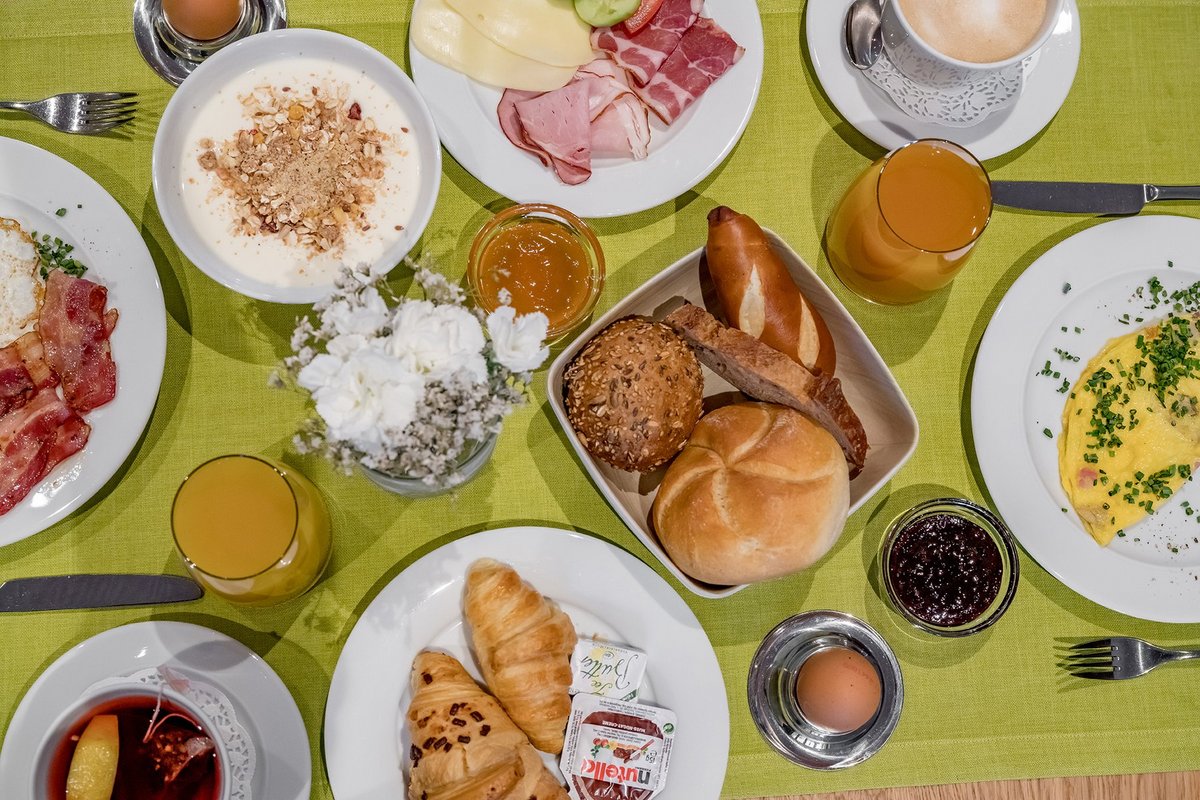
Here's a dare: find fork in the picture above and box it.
[1061,637,1200,680]
[0,92,137,134]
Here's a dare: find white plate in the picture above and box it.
[154,29,442,304]
[547,231,919,598]
[805,0,1081,160]
[323,526,729,799]
[408,0,764,218]
[0,137,166,548]
[973,215,1200,623]
[0,621,311,798]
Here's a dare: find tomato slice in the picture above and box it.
[621,0,665,34]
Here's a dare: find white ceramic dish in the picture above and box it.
[805,0,1081,160]
[153,28,442,304]
[408,0,764,218]
[324,526,728,800]
[0,137,166,548]
[0,621,310,798]
[547,230,920,598]
[973,215,1200,623]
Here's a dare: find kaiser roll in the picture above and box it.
[651,402,850,585]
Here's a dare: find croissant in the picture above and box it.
[464,559,577,754]
[406,651,567,800]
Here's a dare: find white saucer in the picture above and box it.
[0,621,311,798]
[805,0,1081,160]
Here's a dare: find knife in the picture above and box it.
[992,181,1200,215]
[0,574,203,612]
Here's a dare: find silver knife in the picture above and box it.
[992,181,1200,214]
[0,574,202,612]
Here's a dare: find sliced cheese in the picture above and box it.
[443,0,594,68]
[413,0,578,91]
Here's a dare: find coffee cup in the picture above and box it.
[880,0,1066,89]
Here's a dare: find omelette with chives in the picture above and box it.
[1059,311,1200,545]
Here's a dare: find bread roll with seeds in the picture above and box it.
[562,317,704,472]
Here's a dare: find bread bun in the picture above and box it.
[652,402,850,585]
[563,317,704,472]
[705,206,836,375]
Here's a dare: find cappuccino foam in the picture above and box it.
[897,0,1052,64]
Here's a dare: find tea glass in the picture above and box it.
[824,138,992,305]
[172,454,332,607]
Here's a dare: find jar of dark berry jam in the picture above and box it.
[880,498,1020,637]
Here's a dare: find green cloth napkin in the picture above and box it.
[2,0,1200,797]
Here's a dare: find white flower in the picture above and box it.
[297,346,424,454]
[388,301,487,382]
[487,307,549,373]
[323,287,389,338]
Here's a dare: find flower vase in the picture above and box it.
[360,434,499,498]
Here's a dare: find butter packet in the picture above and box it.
[570,638,647,701]
[560,693,676,800]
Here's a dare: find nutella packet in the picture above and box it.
[570,638,648,702]
[560,694,676,800]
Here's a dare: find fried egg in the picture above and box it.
[0,217,42,347]
[1059,314,1200,545]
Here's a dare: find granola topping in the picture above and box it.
[198,82,389,255]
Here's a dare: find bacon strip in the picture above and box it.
[0,344,33,417]
[592,0,703,86]
[38,270,118,413]
[0,388,90,514]
[634,17,743,125]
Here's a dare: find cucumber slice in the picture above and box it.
[574,0,639,28]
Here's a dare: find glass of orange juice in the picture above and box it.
[824,139,992,305]
[172,455,332,607]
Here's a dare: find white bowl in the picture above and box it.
[547,230,920,598]
[31,683,231,799]
[152,29,442,304]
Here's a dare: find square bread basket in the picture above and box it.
[546,229,919,598]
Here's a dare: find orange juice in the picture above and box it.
[825,139,992,305]
[172,455,331,606]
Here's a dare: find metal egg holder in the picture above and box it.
[133,0,288,86]
[747,610,904,770]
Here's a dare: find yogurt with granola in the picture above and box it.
[179,58,422,288]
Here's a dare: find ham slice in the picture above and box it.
[39,270,118,413]
[0,388,90,514]
[498,88,553,168]
[635,16,743,125]
[592,0,703,86]
[513,81,592,185]
[591,94,651,159]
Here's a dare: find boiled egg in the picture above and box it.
[794,646,882,733]
[0,218,42,347]
[162,0,243,41]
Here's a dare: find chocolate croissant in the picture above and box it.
[406,651,567,800]
[464,559,577,754]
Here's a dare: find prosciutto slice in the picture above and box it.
[592,0,703,86]
[513,81,593,185]
[39,270,118,413]
[0,388,89,514]
[0,332,57,417]
[635,16,743,125]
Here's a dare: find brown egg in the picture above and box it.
[794,647,882,733]
[162,0,243,41]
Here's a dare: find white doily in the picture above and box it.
[86,668,256,800]
[864,48,1032,128]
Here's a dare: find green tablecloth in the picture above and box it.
[3,0,1200,797]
